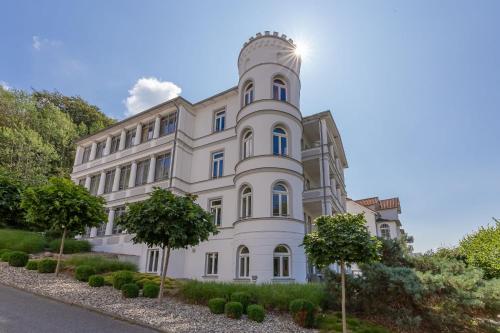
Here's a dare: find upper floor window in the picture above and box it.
[209,199,222,227]
[124,129,136,149]
[118,164,131,190]
[272,183,289,216]
[135,159,150,186]
[155,153,171,181]
[95,141,106,159]
[110,135,120,154]
[113,206,126,234]
[89,174,100,195]
[211,151,224,179]
[242,130,253,159]
[238,246,250,278]
[214,110,226,132]
[82,146,91,163]
[273,245,290,278]
[205,252,218,276]
[141,121,155,143]
[272,78,287,101]
[380,224,391,239]
[103,169,115,194]
[244,83,254,106]
[240,186,252,218]
[160,113,177,136]
[273,127,288,156]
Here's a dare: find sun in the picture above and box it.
[294,40,310,59]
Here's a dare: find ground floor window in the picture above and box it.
[238,246,250,278]
[205,252,218,276]
[273,245,291,278]
[146,249,160,273]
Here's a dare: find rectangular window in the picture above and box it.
[124,129,136,149]
[135,160,150,186]
[211,151,224,179]
[113,206,126,234]
[103,170,115,194]
[214,110,225,132]
[110,135,120,154]
[95,141,106,159]
[205,252,218,275]
[160,113,177,136]
[141,121,155,143]
[89,175,100,195]
[155,153,171,181]
[82,146,91,163]
[78,178,85,187]
[146,249,160,273]
[209,199,222,226]
[118,165,131,190]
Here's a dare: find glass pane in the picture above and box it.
[280,87,286,101]
[283,257,289,277]
[213,254,218,274]
[207,255,213,274]
[282,195,288,215]
[212,161,218,178]
[273,257,280,277]
[153,251,159,272]
[245,257,249,277]
[273,194,279,216]
[242,198,247,218]
[219,160,223,177]
[273,136,279,155]
[240,257,244,277]
[281,137,287,155]
[248,196,252,216]
[273,85,279,99]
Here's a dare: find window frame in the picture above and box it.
[146,249,160,273]
[380,223,391,239]
[81,146,91,163]
[244,82,254,106]
[272,182,289,217]
[240,185,252,219]
[95,140,106,159]
[109,134,121,154]
[211,151,224,179]
[112,206,126,234]
[213,109,226,133]
[141,121,155,143]
[241,130,253,160]
[272,126,288,156]
[118,164,131,190]
[209,198,222,227]
[154,152,171,182]
[160,112,177,136]
[103,169,115,194]
[135,159,150,186]
[238,246,250,278]
[89,174,100,195]
[124,128,136,149]
[273,245,291,278]
[205,252,219,276]
[272,78,287,101]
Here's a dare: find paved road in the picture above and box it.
[0,284,157,333]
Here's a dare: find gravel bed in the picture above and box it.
[0,263,312,333]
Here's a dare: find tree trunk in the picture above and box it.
[158,245,170,302]
[340,260,347,333]
[55,227,67,276]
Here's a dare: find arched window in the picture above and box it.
[242,130,253,159]
[380,223,391,239]
[240,186,252,218]
[273,127,288,156]
[272,182,289,216]
[238,246,250,278]
[244,83,254,106]
[273,245,290,278]
[272,78,287,101]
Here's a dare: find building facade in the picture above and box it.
[71,32,348,283]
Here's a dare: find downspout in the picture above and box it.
[319,120,328,215]
[169,100,181,189]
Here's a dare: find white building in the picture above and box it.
[71,32,348,283]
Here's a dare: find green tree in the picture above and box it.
[21,178,106,275]
[118,188,217,301]
[0,171,25,228]
[302,213,380,333]
[459,219,500,279]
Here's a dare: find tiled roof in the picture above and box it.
[380,198,400,210]
[355,196,401,212]
[355,197,379,207]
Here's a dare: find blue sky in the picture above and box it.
[1,1,499,252]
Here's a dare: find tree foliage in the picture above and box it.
[0,171,25,229]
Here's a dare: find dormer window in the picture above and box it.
[244,83,254,106]
[272,78,287,101]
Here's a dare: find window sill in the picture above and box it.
[271,278,294,283]
[202,275,219,279]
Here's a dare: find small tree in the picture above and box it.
[302,213,380,333]
[21,177,106,275]
[118,188,217,301]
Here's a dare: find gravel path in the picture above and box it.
[0,263,311,333]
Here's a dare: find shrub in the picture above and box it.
[113,270,135,290]
[1,250,12,262]
[0,229,46,253]
[208,298,226,314]
[143,282,160,298]
[289,299,316,328]
[224,301,243,319]
[0,249,11,256]
[247,304,265,323]
[25,260,39,270]
[121,283,139,298]
[64,255,137,274]
[231,291,251,313]
[88,275,105,287]
[8,251,29,267]
[38,258,57,273]
[75,265,96,282]
[48,239,91,254]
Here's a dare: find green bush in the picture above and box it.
[65,255,137,274]
[0,249,11,256]
[208,298,226,314]
[113,270,135,290]
[143,282,160,298]
[289,299,316,328]
[224,301,243,319]
[247,304,265,323]
[75,265,96,282]
[37,258,57,273]
[48,239,91,254]
[88,275,105,287]
[25,260,38,270]
[121,283,139,298]
[8,251,29,267]
[1,250,12,262]
[231,291,251,313]
[0,229,46,253]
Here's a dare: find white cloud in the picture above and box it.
[0,81,10,90]
[32,35,62,50]
[124,77,181,117]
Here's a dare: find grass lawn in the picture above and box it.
[0,229,47,253]
[317,312,391,333]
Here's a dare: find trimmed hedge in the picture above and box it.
[25,260,39,270]
[88,275,105,287]
[121,283,139,298]
[231,291,251,314]
[8,251,29,267]
[289,298,316,328]
[113,271,135,290]
[1,250,12,262]
[48,239,91,254]
[247,304,265,323]
[143,282,160,298]
[225,301,243,319]
[38,259,57,273]
[208,298,226,314]
[75,265,96,282]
